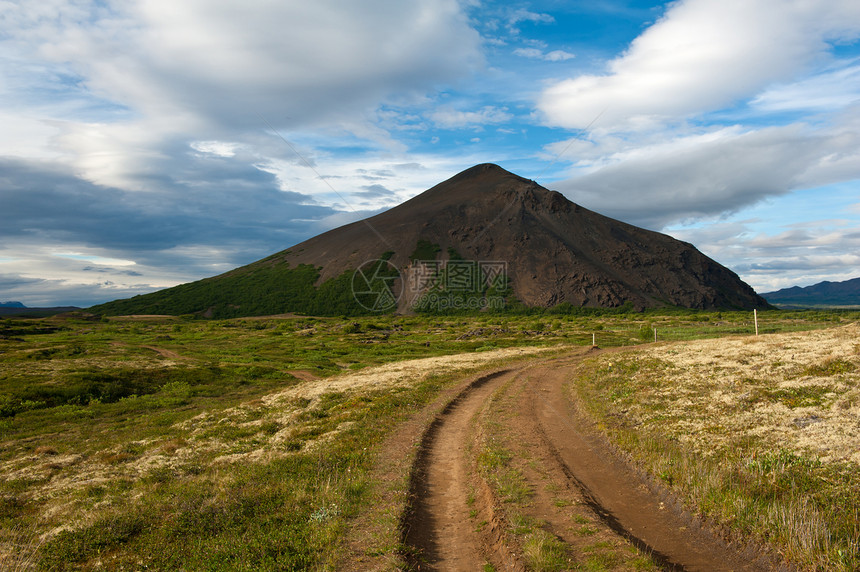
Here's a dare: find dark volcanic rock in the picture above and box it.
[258,163,767,311]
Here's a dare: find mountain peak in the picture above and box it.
[91,164,770,317]
[258,163,768,311]
[447,162,531,185]
[455,162,507,176]
[407,163,535,207]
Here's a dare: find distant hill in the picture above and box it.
[90,163,769,318]
[762,277,860,308]
[0,306,81,317]
[0,301,26,308]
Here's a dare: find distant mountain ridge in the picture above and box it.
[0,301,26,308]
[0,306,81,317]
[90,163,769,317]
[762,277,860,307]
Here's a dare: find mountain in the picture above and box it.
[762,277,860,308]
[90,164,769,317]
[0,306,80,317]
[0,301,26,308]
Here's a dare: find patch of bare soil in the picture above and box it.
[399,348,786,571]
[285,369,320,382]
[479,356,664,570]
[107,340,187,361]
[139,345,184,360]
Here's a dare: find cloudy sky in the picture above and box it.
[2,0,860,307]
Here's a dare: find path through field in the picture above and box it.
[403,349,778,571]
[405,370,519,569]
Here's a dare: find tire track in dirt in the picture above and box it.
[403,348,783,571]
[527,358,776,571]
[403,368,522,570]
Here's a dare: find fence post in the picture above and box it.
[754,309,759,336]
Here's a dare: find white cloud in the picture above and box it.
[429,106,513,129]
[513,47,544,59]
[545,50,576,62]
[24,0,483,128]
[752,61,860,112]
[508,9,554,27]
[532,0,860,242]
[2,0,484,190]
[552,121,860,229]
[513,48,575,62]
[53,253,138,267]
[0,242,190,307]
[190,141,238,158]
[538,0,860,130]
[664,218,860,292]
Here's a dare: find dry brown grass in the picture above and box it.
[629,322,860,463]
[0,525,44,572]
[571,322,860,570]
[0,345,558,537]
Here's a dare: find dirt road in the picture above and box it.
[404,370,519,569]
[403,349,781,571]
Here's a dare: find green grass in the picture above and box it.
[1,310,856,569]
[522,529,571,571]
[477,442,532,504]
[0,313,564,569]
[16,366,475,570]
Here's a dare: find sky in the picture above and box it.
[2,0,860,307]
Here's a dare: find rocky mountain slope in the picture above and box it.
[91,163,768,316]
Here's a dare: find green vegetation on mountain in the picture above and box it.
[408,239,441,262]
[89,263,372,318]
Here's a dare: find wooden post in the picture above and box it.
[754,309,759,336]
[653,328,657,343]
[592,332,596,346]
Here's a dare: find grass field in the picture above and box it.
[0,309,857,569]
[569,322,860,570]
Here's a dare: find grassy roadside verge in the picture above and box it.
[567,323,860,571]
